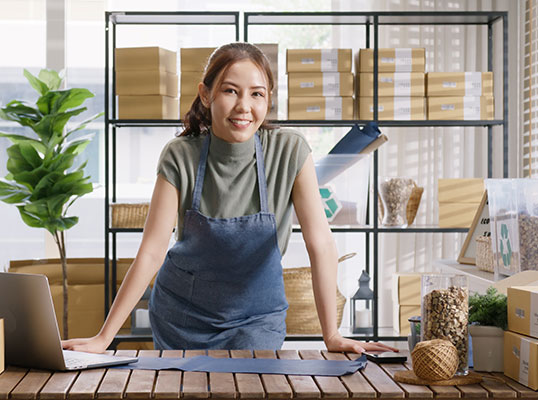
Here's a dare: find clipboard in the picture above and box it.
[457,191,490,265]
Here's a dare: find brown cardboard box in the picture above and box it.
[180,47,215,72]
[393,305,421,334]
[438,178,484,203]
[180,95,196,118]
[254,44,278,120]
[116,47,177,73]
[393,274,422,306]
[0,319,3,374]
[427,96,494,120]
[288,96,354,120]
[438,202,480,228]
[359,73,425,97]
[287,49,352,72]
[504,330,538,390]
[507,286,538,339]
[180,71,204,95]
[118,95,179,119]
[426,72,493,97]
[116,70,178,97]
[288,73,354,97]
[359,48,425,72]
[358,97,425,120]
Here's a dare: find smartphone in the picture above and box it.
[363,351,407,363]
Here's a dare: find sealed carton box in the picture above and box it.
[116,47,177,73]
[438,203,480,228]
[508,286,538,339]
[504,330,538,390]
[180,71,204,95]
[359,72,425,97]
[426,72,493,97]
[358,97,425,120]
[393,274,422,305]
[393,305,421,334]
[118,95,179,120]
[359,48,425,72]
[288,72,354,97]
[116,70,178,97]
[438,178,484,203]
[180,47,216,72]
[288,96,354,120]
[427,96,494,120]
[287,49,352,73]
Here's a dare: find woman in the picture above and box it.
[63,42,397,353]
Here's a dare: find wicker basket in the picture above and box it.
[379,181,423,226]
[111,203,149,228]
[476,235,494,272]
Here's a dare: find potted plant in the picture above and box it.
[468,286,507,372]
[0,69,102,339]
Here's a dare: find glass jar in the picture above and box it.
[379,177,413,227]
[421,274,469,375]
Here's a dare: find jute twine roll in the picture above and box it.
[411,339,459,381]
[111,203,149,228]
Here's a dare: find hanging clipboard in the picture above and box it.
[458,191,490,265]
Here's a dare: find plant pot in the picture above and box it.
[469,325,504,372]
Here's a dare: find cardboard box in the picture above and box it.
[438,202,480,228]
[287,49,352,72]
[359,73,425,97]
[427,96,494,120]
[508,286,538,339]
[393,274,422,306]
[180,47,215,72]
[393,305,421,334]
[0,319,3,374]
[288,73,354,97]
[180,71,204,95]
[180,95,196,118]
[426,72,493,97]
[359,48,425,72]
[116,47,177,73]
[288,97,354,120]
[116,70,178,97]
[118,95,179,120]
[358,97,425,120]
[438,178,484,203]
[504,330,538,390]
[254,43,278,120]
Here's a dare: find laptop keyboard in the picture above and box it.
[63,350,126,369]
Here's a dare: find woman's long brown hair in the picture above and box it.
[180,42,274,137]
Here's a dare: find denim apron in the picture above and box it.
[149,133,288,350]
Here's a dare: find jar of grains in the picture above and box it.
[421,274,469,375]
[379,177,414,228]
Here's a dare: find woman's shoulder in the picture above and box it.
[161,134,205,155]
[259,126,309,148]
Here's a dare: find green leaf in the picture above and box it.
[31,171,62,199]
[0,101,40,127]
[65,112,104,137]
[6,144,34,175]
[11,165,50,190]
[45,216,78,232]
[0,181,30,204]
[24,69,49,96]
[56,88,94,113]
[25,200,50,219]
[0,132,46,154]
[18,142,42,169]
[17,205,45,228]
[62,134,93,155]
[46,193,71,218]
[469,287,508,330]
[38,69,62,91]
[32,107,86,145]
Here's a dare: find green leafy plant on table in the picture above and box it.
[0,69,102,339]
[468,286,507,330]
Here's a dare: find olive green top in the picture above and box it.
[157,127,311,255]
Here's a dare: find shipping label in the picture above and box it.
[395,48,413,72]
[393,97,411,120]
[321,49,339,71]
[300,82,315,88]
[463,97,481,120]
[325,97,342,120]
[394,73,411,97]
[306,106,321,113]
[520,339,530,386]
[322,73,341,96]
[465,72,483,96]
[301,58,315,65]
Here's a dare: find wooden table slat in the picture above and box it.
[67,368,107,400]
[39,371,79,400]
[379,362,433,398]
[207,350,236,398]
[95,350,137,400]
[0,366,27,400]
[477,373,518,398]
[183,350,209,398]
[10,369,52,400]
[455,383,490,398]
[154,350,183,400]
[277,350,320,398]
[492,372,538,399]
[299,350,349,398]
[254,350,293,399]
[124,350,161,399]
[230,350,265,399]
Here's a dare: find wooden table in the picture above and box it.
[0,350,536,399]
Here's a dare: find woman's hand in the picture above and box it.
[325,332,400,354]
[61,335,109,354]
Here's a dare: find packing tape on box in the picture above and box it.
[395,48,413,72]
[463,97,481,120]
[321,49,339,70]
[520,339,531,386]
[394,73,412,97]
[465,72,483,96]
[325,97,343,120]
[393,97,412,120]
[322,73,340,96]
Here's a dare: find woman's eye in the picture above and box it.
[252,91,265,98]
[224,88,236,94]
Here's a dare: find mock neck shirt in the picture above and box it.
[157,127,311,255]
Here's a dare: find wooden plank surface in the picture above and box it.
[299,350,349,398]
[321,352,375,399]
[154,350,182,400]
[183,350,209,398]
[96,350,137,400]
[492,372,538,399]
[403,359,461,399]
[124,350,160,399]
[379,362,433,398]
[207,350,236,398]
[456,382,490,398]
[477,373,517,398]
[39,371,79,400]
[67,367,108,400]
[230,350,265,399]
[254,350,293,399]
[10,369,52,400]
[277,350,321,398]
[0,366,27,400]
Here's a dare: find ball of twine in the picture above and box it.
[411,339,459,381]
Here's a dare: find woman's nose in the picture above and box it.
[234,94,250,112]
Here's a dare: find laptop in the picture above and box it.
[0,272,138,371]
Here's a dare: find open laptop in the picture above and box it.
[0,272,138,371]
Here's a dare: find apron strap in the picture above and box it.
[254,134,269,213]
[191,134,211,211]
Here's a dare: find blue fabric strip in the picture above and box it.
[113,354,367,376]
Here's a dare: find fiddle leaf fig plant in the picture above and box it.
[0,69,102,339]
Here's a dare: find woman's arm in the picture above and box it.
[62,175,179,352]
[292,154,398,353]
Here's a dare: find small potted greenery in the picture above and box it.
[468,286,507,372]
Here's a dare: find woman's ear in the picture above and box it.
[198,83,210,108]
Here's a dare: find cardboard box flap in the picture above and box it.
[492,271,538,296]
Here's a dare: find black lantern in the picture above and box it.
[351,271,373,334]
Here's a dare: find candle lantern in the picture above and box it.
[131,286,152,334]
[351,270,374,334]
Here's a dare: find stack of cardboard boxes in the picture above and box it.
[116,47,179,119]
[287,49,354,120]
[358,48,426,120]
[438,178,484,228]
[392,274,422,335]
[426,72,494,120]
[179,47,215,118]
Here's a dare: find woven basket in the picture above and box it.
[476,235,494,272]
[111,203,149,228]
[411,339,459,381]
[379,181,423,226]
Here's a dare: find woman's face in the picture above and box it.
[201,59,269,143]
